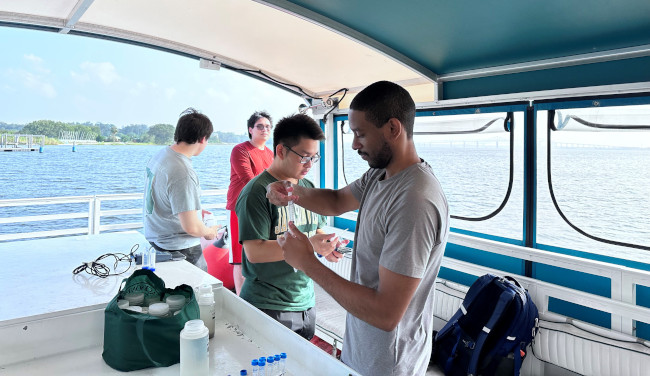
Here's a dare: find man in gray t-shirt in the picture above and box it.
[270,81,449,375]
[144,108,221,270]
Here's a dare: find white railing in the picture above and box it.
[0,189,227,242]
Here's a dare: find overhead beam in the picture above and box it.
[438,44,650,82]
[59,0,96,34]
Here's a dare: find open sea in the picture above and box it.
[1,143,649,262]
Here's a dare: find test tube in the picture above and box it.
[287,190,296,224]
[251,359,259,376]
[280,353,286,374]
[266,357,274,376]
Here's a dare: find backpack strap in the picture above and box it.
[467,287,516,376]
[436,274,499,340]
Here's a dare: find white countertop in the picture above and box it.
[0,232,359,375]
[0,231,220,323]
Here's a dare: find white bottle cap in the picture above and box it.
[198,284,213,296]
[181,319,208,339]
[198,292,214,305]
[124,292,144,306]
[125,306,143,313]
[166,294,186,310]
[148,302,170,317]
[117,299,130,309]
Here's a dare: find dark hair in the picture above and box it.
[246,111,273,140]
[272,114,325,153]
[349,81,416,138]
[174,108,213,144]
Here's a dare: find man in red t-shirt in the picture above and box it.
[226,111,274,294]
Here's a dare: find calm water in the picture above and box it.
[1,143,649,262]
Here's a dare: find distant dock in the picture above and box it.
[1,134,45,152]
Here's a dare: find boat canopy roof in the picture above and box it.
[2,0,650,105]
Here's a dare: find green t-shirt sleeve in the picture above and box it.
[235,178,274,243]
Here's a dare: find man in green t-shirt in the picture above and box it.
[235,113,345,340]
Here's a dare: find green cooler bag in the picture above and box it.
[102,269,200,371]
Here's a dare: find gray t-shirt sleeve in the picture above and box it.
[167,172,201,216]
[348,168,373,202]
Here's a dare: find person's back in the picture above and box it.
[143,108,221,270]
[144,146,200,249]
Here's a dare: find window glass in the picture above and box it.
[339,111,524,241]
[536,104,650,261]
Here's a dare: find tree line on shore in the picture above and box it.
[0,120,248,145]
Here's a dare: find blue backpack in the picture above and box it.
[432,274,539,376]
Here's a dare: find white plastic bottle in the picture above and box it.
[148,246,156,271]
[198,292,216,338]
[180,319,209,376]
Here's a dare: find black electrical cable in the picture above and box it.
[339,120,350,186]
[72,244,139,278]
[547,110,650,251]
[452,112,515,221]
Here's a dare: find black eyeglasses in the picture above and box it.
[284,145,320,164]
[254,124,272,131]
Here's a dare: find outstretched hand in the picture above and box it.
[278,222,318,271]
[266,180,299,206]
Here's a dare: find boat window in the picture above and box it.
[338,111,524,241]
[536,104,650,260]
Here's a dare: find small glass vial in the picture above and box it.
[266,357,274,376]
[274,354,281,375]
[258,358,265,376]
[280,353,287,374]
[180,320,209,376]
[251,359,259,376]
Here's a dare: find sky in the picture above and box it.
[0,26,305,134]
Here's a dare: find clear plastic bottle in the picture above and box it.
[180,319,209,376]
[198,292,216,338]
[141,246,151,270]
[280,353,287,374]
[251,359,259,376]
[148,246,156,271]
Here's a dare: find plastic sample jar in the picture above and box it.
[124,292,144,306]
[166,294,186,313]
[180,319,209,376]
[148,302,170,317]
[117,299,129,309]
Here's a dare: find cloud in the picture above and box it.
[10,68,56,98]
[71,61,119,85]
[23,54,50,74]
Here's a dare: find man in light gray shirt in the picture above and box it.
[269,81,449,375]
[144,108,221,270]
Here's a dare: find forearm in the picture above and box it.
[242,239,285,263]
[293,185,355,216]
[178,211,215,238]
[302,257,401,331]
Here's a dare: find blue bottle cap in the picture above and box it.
[259,357,265,362]
[267,356,274,363]
[240,370,247,376]
[281,352,287,358]
[274,354,281,361]
[259,359,266,366]
[251,359,258,366]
